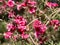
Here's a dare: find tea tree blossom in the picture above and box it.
[17,0,37,14]
[17,3,27,11]
[50,20,59,30]
[13,15,27,25]
[21,34,29,39]
[28,7,36,14]
[8,11,15,18]
[6,23,15,32]
[50,20,59,26]
[33,20,47,38]
[33,20,47,44]
[4,32,13,39]
[46,2,58,8]
[7,0,15,8]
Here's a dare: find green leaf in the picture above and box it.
[0,21,7,33]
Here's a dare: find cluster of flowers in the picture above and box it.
[50,20,60,30]
[0,0,59,44]
[0,0,59,15]
[4,19,60,43]
[33,20,47,44]
[4,15,29,40]
[33,19,60,44]
[17,0,37,14]
[0,0,37,14]
[0,0,36,42]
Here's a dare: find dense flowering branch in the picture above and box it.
[0,0,60,45]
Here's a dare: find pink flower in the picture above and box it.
[17,3,27,11]
[8,11,15,18]
[50,20,59,26]
[17,4,22,11]
[0,0,3,2]
[52,3,58,7]
[13,35,18,41]
[54,25,59,30]
[6,23,15,32]
[7,0,15,8]
[46,2,58,8]
[17,0,37,14]
[33,20,42,28]
[28,7,36,14]
[34,32,40,38]
[50,20,59,30]
[4,32,13,39]
[0,1,7,9]
[24,0,37,7]
[34,24,47,37]
[17,25,26,32]
[33,20,47,38]
[13,15,27,33]
[13,15,27,25]
[21,34,29,39]
[28,1,36,7]
[27,0,37,14]
[58,23,60,26]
